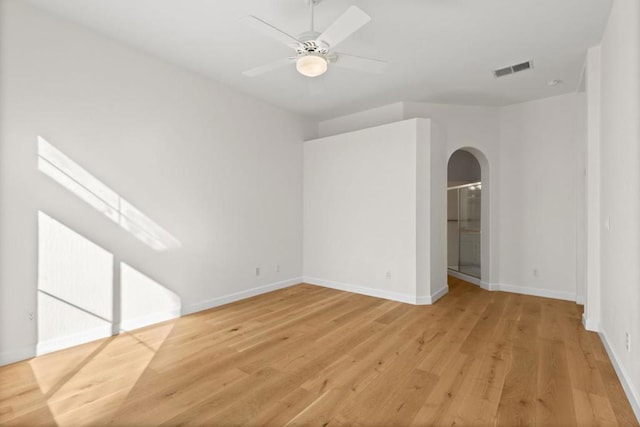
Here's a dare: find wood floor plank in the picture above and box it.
[572,388,618,426]
[535,338,577,426]
[495,327,540,426]
[0,278,636,426]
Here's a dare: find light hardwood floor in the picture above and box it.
[0,278,637,426]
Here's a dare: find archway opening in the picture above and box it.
[447,149,482,281]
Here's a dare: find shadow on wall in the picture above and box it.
[36,136,182,356]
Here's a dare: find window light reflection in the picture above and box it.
[37,136,180,251]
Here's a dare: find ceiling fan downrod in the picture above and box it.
[308,0,323,32]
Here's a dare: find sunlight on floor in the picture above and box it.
[29,322,175,425]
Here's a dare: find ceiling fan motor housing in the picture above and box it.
[295,32,331,63]
[296,40,328,54]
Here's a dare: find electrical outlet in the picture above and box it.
[276,264,280,273]
[626,332,631,352]
[385,271,391,280]
[29,312,34,321]
[256,267,260,276]
[533,268,539,277]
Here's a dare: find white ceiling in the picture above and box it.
[25,0,611,120]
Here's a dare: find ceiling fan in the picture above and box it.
[241,0,387,78]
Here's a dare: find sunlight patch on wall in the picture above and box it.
[37,212,114,355]
[37,136,181,251]
[120,262,181,333]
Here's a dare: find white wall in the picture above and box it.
[0,1,313,364]
[303,120,420,301]
[404,103,502,287]
[426,121,448,298]
[585,45,602,327]
[317,96,586,300]
[320,102,502,285]
[303,118,447,303]
[498,94,586,300]
[594,0,640,417]
[317,103,405,138]
[403,103,500,158]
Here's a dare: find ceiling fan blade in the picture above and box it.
[241,15,300,48]
[242,58,293,77]
[317,6,371,49]
[333,53,387,74]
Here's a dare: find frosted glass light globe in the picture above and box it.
[296,54,328,77]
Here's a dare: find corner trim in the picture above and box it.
[0,345,36,367]
[417,285,449,305]
[582,313,599,332]
[480,280,493,291]
[599,330,640,423]
[182,277,302,315]
[303,277,416,304]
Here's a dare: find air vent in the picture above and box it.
[493,60,533,78]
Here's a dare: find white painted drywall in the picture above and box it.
[303,120,420,299]
[585,45,602,329]
[303,118,447,303]
[403,103,502,287]
[498,94,586,300]
[0,1,313,363]
[317,103,406,138]
[426,121,448,298]
[317,97,586,300]
[403,103,500,159]
[319,102,502,286]
[596,0,640,417]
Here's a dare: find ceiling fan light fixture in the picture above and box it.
[296,54,328,77]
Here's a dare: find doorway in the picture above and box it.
[447,150,481,280]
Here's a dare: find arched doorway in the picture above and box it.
[447,149,484,283]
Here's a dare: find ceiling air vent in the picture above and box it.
[493,60,533,78]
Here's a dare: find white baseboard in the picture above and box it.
[303,277,449,306]
[183,277,302,315]
[119,308,182,332]
[1,277,303,366]
[599,330,640,423]
[36,324,112,356]
[0,345,36,366]
[417,285,449,305]
[303,277,417,304]
[582,313,600,332]
[575,294,586,305]
[447,274,578,303]
[493,283,576,302]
